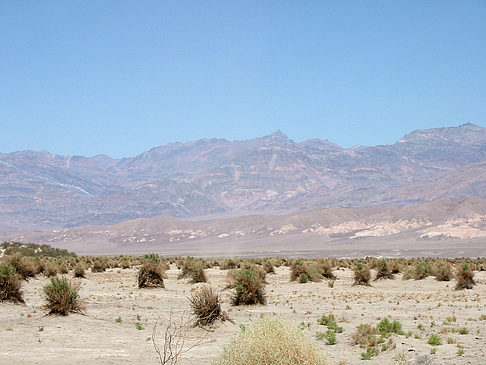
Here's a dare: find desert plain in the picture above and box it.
[1,259,485,365]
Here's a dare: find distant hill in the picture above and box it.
[1,123,486,230]
[3,197,486,246]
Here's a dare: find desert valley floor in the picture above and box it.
[0,264,485,365]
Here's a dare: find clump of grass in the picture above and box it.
[352,319,403,360]
[375,259,394,280]
[137,262,166,289]
[230,268,265,305]
[262,260,275,274]
[378,318,405,336]
[434,261,452,281]
[43,276,82,315]
[212,317,328,365]
[353,262,371,286]
[189,285,227,326]
[73,264,85,278]
[455,263,475,290]
[0,264,24,303]
[44,263,58,277]
[428,334,442,346]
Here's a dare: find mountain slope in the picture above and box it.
[1,123,486,230]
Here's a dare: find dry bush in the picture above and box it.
[138,263,166,289]
[291,259,323,283]
[388,259,402,274]
[152,311,209,365]
[178,257,206,283]
[220,258,237,270]
[262,260,275,274]
[353,262,371,286]
[73,264,86,278]
[91,260,106,273]
[231,268,266,306]
[5,254,40,279]
[455,263,475,290]
[375,259,394,280]
[317,258,336,279]
[44,263,58,277]
[43,276,83,315]
[189,285,228,326]
[212,316,328,365]
[433,261,452,281]
[0,264,24,303]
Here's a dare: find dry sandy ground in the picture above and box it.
[0,266,485,365]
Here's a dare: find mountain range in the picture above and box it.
[2,123,486,232]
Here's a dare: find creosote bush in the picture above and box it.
[230,268,266,306]
[212,317,328,365]
[0,263,24,303]
[455,263,475,290]
[43,276,82,315]
[189,285,227,326]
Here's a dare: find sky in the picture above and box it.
[1,1,485,158]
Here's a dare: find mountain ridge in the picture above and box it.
[1,123,486,231]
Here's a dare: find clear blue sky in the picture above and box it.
[1,1,485,158]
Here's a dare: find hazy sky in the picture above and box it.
[1,1,485,158]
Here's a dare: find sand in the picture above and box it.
[0,265,485,364]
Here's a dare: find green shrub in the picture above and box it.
[291,260,323,283]
[212,317,328,365]
[231,268,265,306]
[43,276,82,315]
[414,261,431,280]
[428,334,442,346]
[455,263,475,290]
[375,259,394,280]
[73,264,85,278]
[0,264,24,303]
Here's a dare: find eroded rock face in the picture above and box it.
[1,123,486,230]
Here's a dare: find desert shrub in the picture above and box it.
[5,254,40,279]
[317,258,336,279]
[138,263,166,289]
[428,334,442,346]
[189,285,227,326]
[212,317,328,365]
[455,263,475,290]
[143,253,160,264]
[262,260,275,274]
[44,263,58,277]
[43,276,82,315]
[73,264,86,278]
[388,259,402,274]
[120,258,131,269]
[375,259,394,280]
[414,261,431,280]
[0,264,24,303]
[58,264,69,274]
[353,262,371,286]
[91,260,106,273]
[290,259,323,283]
[231,268,266,306]
[178,257,207,283]
[378,318,404,336]
[434,261,452,281]
[220,258,237,270]
[402,266,414,280]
